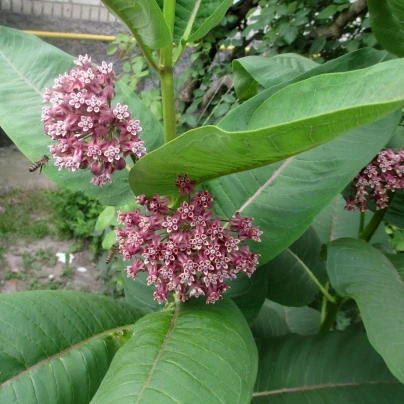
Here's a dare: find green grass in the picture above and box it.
[0,189,52,242]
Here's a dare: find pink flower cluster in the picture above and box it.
[116,175,262,304]
[345,148,404,211]
[41,55,146,186]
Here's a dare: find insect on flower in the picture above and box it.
[106,243,120,264]
[29,155,49,173]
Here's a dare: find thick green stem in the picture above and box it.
[359,207,389,242]
[320,297,344,333]
[160,0,177,143]
[320,282,329,325]
[358,211,365,236]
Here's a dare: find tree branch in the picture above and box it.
[310,0,368,39]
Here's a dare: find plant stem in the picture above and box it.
[320,282,329,325]
[287,249,337,304]
[359,206,389,242]
[163,0,176,36]
[159,0,177,143]
[358,211,365,236]
[320,297,347,333]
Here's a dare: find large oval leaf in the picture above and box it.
[0,27,163,206]
[91,298,257,404]
[253,332,404,403]
[327,238,404,384]
[0,291,145,403]
[369,0,404,57]
[233,54,318,101]
[222,47,394,132]
[130,59,404,197]
[102,0,171,49]
[251,299,320,339]
[264,227,327,307]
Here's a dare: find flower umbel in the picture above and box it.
[345,148,404,211]
[42,55,146,186]
[116,174,262,304]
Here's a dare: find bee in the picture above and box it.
[106,244,120,264]
[29,155,49,173]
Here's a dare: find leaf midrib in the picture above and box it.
[135,304,179,403]
[252,380,400,396]
[0,324,133,388]
[0,48,43,96]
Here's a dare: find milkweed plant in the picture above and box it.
[1,0,404,403]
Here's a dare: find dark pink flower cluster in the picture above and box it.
[116,175,262,304]
[345,148,404,211]
[41,55,146,186]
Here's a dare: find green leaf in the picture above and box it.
[346,39,360,52]
[312,194,390,246]
[327,238,404,384]
[222,48,394,132]
[227,265,269,325]
[91,298,257,404]
[0,291,144,404]
[251,299,320,338]
[102,229,118,249]
[95,206,117,231]
[385,253,404,277]
[317,5,338,19]
[233,63,259,101]
[387,125,404,148]
[369,0,404,57]
[264,227,326,307]
[0,27,163,206]
[131,59,404,198]
[253,332,404,402]
[233,54,318,100]
[156,0,233,44]
[279,24,299,45]
[102,0,171,49]
[309,36,326,54]
[123,270,162,311]
[381,190,404,228]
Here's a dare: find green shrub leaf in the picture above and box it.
[327,238,404,383]
[369,0,404,57]
[253,332,404,402]
[0,291,145,404]
[91,298,257,404]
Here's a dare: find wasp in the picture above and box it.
[29,155,49,173]
[106,244,120,264]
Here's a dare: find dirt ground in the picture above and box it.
[0,146,101,294]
